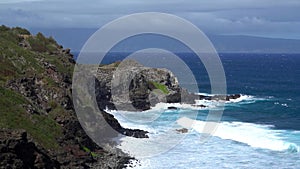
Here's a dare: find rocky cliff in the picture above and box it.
[95,59,243,113]
[0,26,146,168]
[95,59,240,111]
[95,59,198,111]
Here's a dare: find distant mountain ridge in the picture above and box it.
[208,34,300,53]
[31,28,300,53]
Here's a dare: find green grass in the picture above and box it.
[27,32,59,53]
[44,55,74,75]
[82,146,99,158]
[0,26,73,150]
[11,27,31,35]
[150,81,169,94]
[44,76,57,87]
[48,103,69,121]
[0,87,62,150]
[0,30,45,81]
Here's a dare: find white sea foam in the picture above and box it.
[194,94,268,108]
[111,109,300,169]
[196,92,214,97]
[150,102,206,111]
[273,102,289,107]
[177,117,300,153]
[109,93,265,116]
[226,94,255,103]
[107,104,198,135]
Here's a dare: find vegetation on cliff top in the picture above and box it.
[0,25,73,149]
[0,25,140,168]
[150,81,169,94]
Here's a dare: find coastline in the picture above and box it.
[0,26,148,168]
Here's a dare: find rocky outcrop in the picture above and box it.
[101,111,149,138]
[95,60,241,111]
[95,60,197,111]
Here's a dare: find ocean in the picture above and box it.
[76,52,300,168]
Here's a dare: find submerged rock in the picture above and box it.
[198,94,241,101]
[176,128,188,133]
[167,106,178,110]
[226,94,241,100]
[192,104,207,108]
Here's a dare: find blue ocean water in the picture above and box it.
[184,53,300,130]
[75,52,300,168]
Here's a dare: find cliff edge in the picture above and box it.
[0,25,145,168]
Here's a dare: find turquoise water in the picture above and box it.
[98,53,300,168]
[74,52,300,168]
[110,98,300,168]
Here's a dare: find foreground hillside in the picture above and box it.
[0,25,137,168]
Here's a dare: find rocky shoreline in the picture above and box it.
[0,26,242,168]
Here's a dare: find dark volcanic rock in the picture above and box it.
[167,106,178,110]
[192,104,207,108]
[7,75,73,114]
[1,27,147,168]
[198,94,241,101]
[176,128,188,133]
[0,129,60,169]
[95,78,116,110]
[226,94,241,101]
[101,111,149,138]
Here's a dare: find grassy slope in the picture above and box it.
[0,87,62,149]
[0,26,72,149]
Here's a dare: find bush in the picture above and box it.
[28,32,59,53]
[12,27,31,35]
[0,25,10,32]
[28,37,47,52]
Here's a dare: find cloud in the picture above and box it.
[0,0,299,39]
[0,0,43,4]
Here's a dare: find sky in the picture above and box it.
[1,0,300,39]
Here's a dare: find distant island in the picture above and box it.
[33,28,300,54]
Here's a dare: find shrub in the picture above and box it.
[0,25,10,32]
[12,27,31,35]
